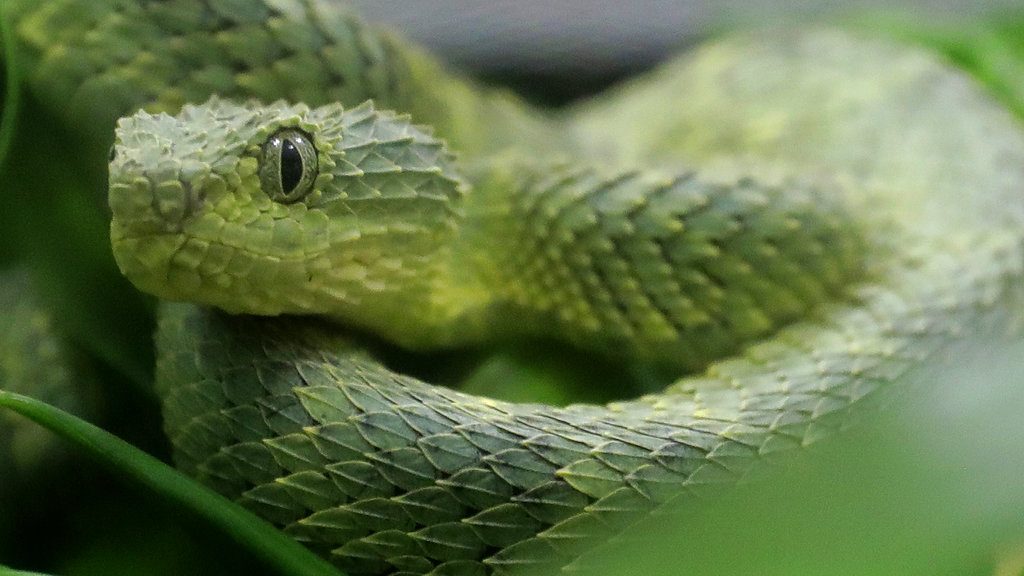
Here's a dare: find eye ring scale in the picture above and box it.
[259,128,318,203]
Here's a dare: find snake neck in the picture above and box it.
[406,160,869,374]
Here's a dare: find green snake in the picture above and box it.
[5,1,1024,574]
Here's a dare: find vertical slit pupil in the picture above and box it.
[279,138,303,194]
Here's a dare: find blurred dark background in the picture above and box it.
[350,1,1023,102]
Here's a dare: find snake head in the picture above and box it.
[109,97,465,333]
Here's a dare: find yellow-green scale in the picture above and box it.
[447,162,867,369]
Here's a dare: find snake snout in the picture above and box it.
[108,163,197,237]
[108,161,203,301]
[108,109,220,237]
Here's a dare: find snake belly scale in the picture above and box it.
[7,1,1024,574]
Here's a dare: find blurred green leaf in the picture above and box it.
[0,391,345,576]
[854,12,1024,120]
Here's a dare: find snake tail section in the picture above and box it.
[6,0,550,152]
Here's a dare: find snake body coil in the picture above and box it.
[8,1,1024,574]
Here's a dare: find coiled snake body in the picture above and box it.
[7,1,1024,574]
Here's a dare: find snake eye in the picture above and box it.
[259,128,318,202]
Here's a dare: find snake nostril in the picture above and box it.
[109,177,153,224]
[109,174,192,236]
[153,180,191,227]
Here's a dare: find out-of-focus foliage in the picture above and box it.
[0,270,96,490]
[571,338,1024,576]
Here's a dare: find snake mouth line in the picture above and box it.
[112,229,332,263]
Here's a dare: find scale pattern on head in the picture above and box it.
[109,98,464,338]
